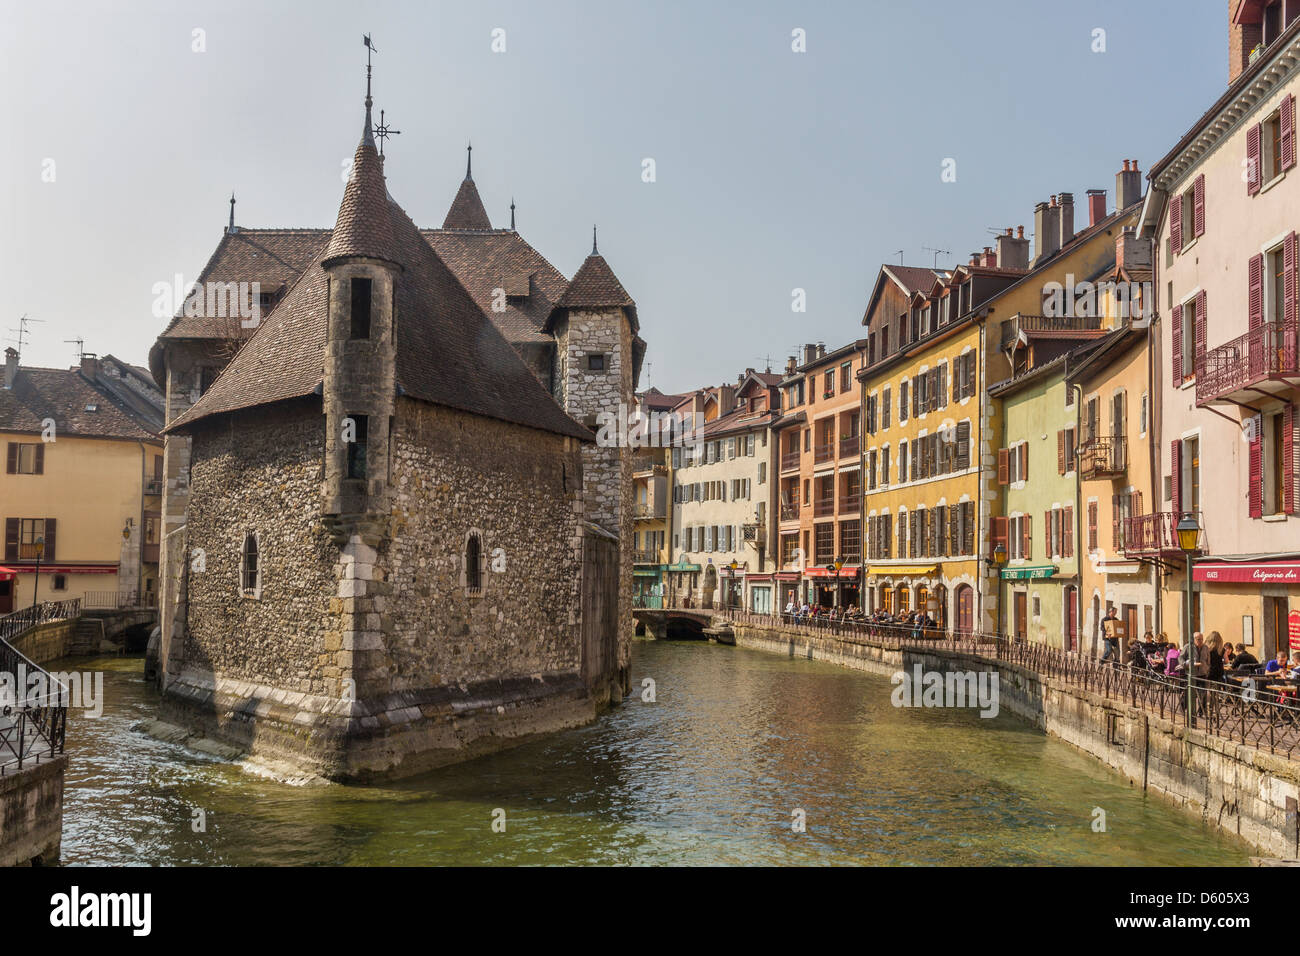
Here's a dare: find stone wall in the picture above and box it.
[8,619,75,667]
[0,756,66,866]
[731,621,1294,859]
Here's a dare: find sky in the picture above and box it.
[2,0,1228,394]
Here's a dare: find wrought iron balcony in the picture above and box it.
[633,548,661,563]
[1196,322,1299,407]
[1076,434,1127,479]
[1115,511,1204,558]
[780,450,801,472]
[633,502,665,520]
[144,478,164,496]
[813,496,835,517]
[814,442,835,465]
[839,435,860,459]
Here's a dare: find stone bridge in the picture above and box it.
[632,608,720,641]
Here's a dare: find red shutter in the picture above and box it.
[5,443,15,474]
[3,518,17,561]
[1064,506,1074,558]
[1249,415,1263,519]
[1249,252,1265,331]
[1088,501,1098,550]
[33,443,43,475]
[1020,442,1029,481]
[1170,193,1183,252]
[998,448,1009,485]
[1022,514,1031,559]
[1248,122,1263,195]
[1284,404,1296,515]
[1171,439,1183,515]
[43,518,56,562]
[993,515,1008,557]
[1194,291,1207,377]
[1286,232,1298,330]
[1172,303,1184,382]
[1057,430,1066,475]
[1284,94,1296,171]
[1193,173,1205,237]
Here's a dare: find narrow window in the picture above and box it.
[465,533,483,594]
[241,534,260,596]
[350,277,373,339]
[587,353,606,371]
[346,414,369,480]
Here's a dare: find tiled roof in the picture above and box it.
[637,387,687,411]
[421,229,567,345]
[0,367,160,441]
[167,125,591,443]
[442,178,493,230]
[322,128,398,266]
[550,252,638,333]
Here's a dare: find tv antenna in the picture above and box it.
[5,315,43,356]
[64,337,85,363]
[922,245,950,268]
[893,250,904,265]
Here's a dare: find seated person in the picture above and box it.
[1265,650,1289,675]
[1165,646,1181,672]
[1231,644,1258,670]
[1128,641,1149,670]
[1288,652,1300,679]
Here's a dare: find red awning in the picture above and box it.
[0,566,16,581]
[5,565,119,575]
[1194,561,1300,584]
[776,572,801,582]
[804,566,834,578]
[839,565,861,579]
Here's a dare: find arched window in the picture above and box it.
[241,534,260,597]
[464,532,483,595]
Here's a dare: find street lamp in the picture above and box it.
[32,535,45,610]
[727,559,739,609]
[1177,513,1200,727]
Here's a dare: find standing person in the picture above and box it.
[1100,607,1121,663]
[1206,632,1226,684]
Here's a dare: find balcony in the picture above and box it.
[780,502,800,521]
[839,434,860,459]
[780,450,801,473]
[1076,435,1127,480]
[838,493,861,515]
[142,543,160,564]
[1196,322,1300,407]
[813,496,835,517]
[633,548,661,563]
[145,478,164,496]
[1116,511,1204,558]
[814,442,835,465]
[1000,313,1104,350]
[633,502,666,521]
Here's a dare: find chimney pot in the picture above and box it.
[3,347,17,390]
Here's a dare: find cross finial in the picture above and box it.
[510,197,516,231]
[592,224,598,255]
[466,142,473,180]
[374,108,401,158]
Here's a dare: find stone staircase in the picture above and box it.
[68,618,105,655]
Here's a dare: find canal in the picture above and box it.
[60,639,1250,865]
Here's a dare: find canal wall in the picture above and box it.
[0,756,66,866]
[732,623,1299,860]
[9,619,76,666]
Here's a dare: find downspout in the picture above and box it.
[137,440,147,605]
[858,351,866,611]
[978,318,987,633]
[1072,377,1084,652]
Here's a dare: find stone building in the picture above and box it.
[149,78,642,780]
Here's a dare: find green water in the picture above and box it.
[59,640,1250,865]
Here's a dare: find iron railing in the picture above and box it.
[813,496,835,517]
[83,590,141,610]
[1076,434,1127,478]
[1116,511,1203,557]
[814,442,835,465]
[780,450,801,472]
[1000,313,1103,348]
[715,609,1300,759]
[839,435,860,459]
[838,493,861,514]
[0,600,77,773]
[1197,321,1299,406]
[633,503,665,520]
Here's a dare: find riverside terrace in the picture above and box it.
[715,608,1300,761]
[0,600,75,774]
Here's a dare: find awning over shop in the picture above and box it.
[746,573,774,581]
[1000,565,1059,580]
[867,565,937,576]
[633,568,662,577]
[1194,560,1300,584]
[0,566,16,581]
[838,565,861,579]
[3,565,118,575]
[776,572,801,582]
[803,566,836,577]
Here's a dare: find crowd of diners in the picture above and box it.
[1122,629,1300,704]
[781,601,939,634]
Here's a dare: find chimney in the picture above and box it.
[80,352,100,381]
[996,226,1030,271]
[981,246,997,268]
[1057,192,1075,248]
[718,384,736,415]
[1034,201,1061,264]
[3,347,16,389]
[803,343,818,365]
[785,355,797,375]
[1116,225,1153,275]
[1229,1,1263,85]
[1086,189,1107,227]
[1115,159,1143,211]
[817,342,826,359]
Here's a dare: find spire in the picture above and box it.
[510,198,516,231]
[441,144,492,229]
[592,224,598,255]
[228,192,236,233]
[322,46,397,267]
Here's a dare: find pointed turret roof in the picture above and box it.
[323,103,398,266]
[442,144,492,230]
[552,237,638,333]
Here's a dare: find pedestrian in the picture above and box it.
[1100,607,1121,663]
[1206,631,1226,684]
